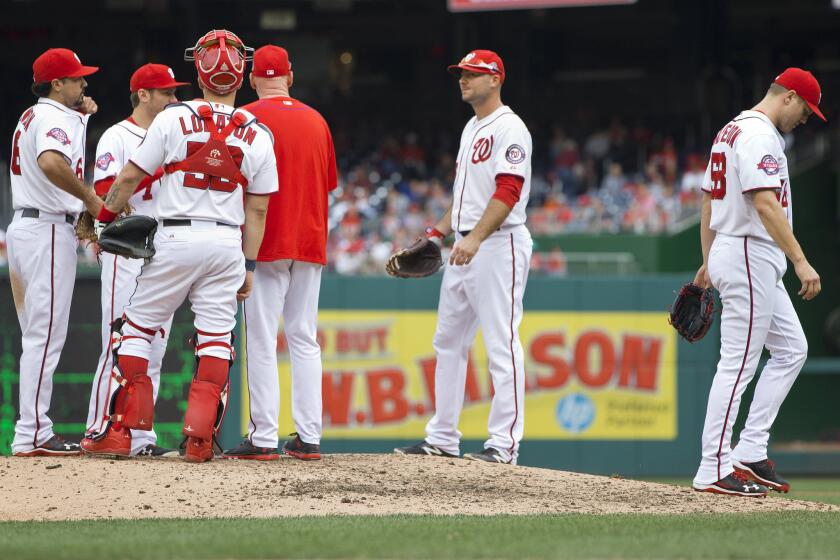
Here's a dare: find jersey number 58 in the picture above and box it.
[710,152,726,200]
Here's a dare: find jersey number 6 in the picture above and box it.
[182,141,244,193]
[710,151,726,200]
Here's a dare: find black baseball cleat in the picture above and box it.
[282,433,321,461]
[734,459,790,493]
[693,471,769,497]
[136,444,180,458]
[13,435,81,457]
[221,439,280,461]
[394,441,458,458]
[464,447,507,463]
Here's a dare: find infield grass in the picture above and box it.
[1,511,840,559]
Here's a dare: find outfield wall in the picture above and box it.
[1,270,838,475]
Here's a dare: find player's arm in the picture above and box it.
[100,162,146,216]
[692,193,714,287]
[238,193,270,301]
[752,190,820,300]
[449,173,523,266]
[433,204,454,237]
[37,150,102,216]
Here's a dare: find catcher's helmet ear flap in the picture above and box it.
[184,29,253,95]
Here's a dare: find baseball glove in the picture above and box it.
[385,237,443,278]
[98,215,158,259]
[76,204,132,242]
[669,283,715,343]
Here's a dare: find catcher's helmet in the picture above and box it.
[184,29,253,95]
[98,215,158,259]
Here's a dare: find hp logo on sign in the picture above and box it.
[556,393,595,434]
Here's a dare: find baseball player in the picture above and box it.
[221,45,337,461]
[395,50,533,464]
[8,48,102,456]
[80,29,278,463]
[692,68,824,496]
[82,63,189,458]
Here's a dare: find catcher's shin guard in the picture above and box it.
[91,318,155,440]
[182,331,234,442]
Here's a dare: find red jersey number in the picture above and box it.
[75,158,83,180]
[182,142,244,193]
[11,131,22,176]
[710,152,726,200]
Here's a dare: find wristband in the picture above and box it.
[425,227,445,240]
[97,205,118,222]
[245,259,257,272]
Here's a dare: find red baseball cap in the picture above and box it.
[130,63,190,92]
[33,48,98,83]
[774,67,826,122]
[252,45,291,78]
[448,50,505,82]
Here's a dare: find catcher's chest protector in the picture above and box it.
[163,103,249,187]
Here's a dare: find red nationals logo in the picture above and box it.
[757,154,780,175]
[471,135,494,164]
[46,127,71,146]
[95,152,115,171]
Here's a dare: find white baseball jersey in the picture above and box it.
[94,118,160,216]
[130,100,278,225]
[10,98,88,214]
[451,105,532,232]
[701,110,791,242]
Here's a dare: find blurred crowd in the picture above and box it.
[327,119,706,275]
[0,119,708,275]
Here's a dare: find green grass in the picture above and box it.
[1,512,840,559]
[3,479,840,559]
[645,477,840,506]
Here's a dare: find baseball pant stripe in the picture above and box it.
[716,236,753,481]
[90,255,118,434]
[507,233,518,462]
[32,224,56,448]
[243,303,258,442]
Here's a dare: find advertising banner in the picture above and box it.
[242,310,676,440]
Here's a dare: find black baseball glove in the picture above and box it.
[98,215,158,259]
[385,237,443,278]
[669,282,715,342]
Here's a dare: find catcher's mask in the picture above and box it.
[184,29,253,95]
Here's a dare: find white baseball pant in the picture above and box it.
[694,233,807,485]
[118,221,243,364]
[425,226,532,464]
[7,211,77,453]
[243,260,323,448]
[85,252,173,454]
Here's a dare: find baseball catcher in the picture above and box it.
[669,282,715,342]
[385,235,444,278]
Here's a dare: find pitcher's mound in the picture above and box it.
[0,454,834,521]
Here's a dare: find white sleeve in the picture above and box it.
[34,114,74,163]
[93,128,125,183]
[130,113,168,175]
[700,159,712,193]
[736,134,783,193]
[246,135,279,195]
[492,120,531,179]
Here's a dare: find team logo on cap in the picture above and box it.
[506,144,526,164]
[757,154,780,175]
[267,69,275,76]
[46,127,71,146]
[168,67,175,78]
[96,152,115,171]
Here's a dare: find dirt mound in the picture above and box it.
[0,454,834,521]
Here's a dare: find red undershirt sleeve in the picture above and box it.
[492,173,525,209]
